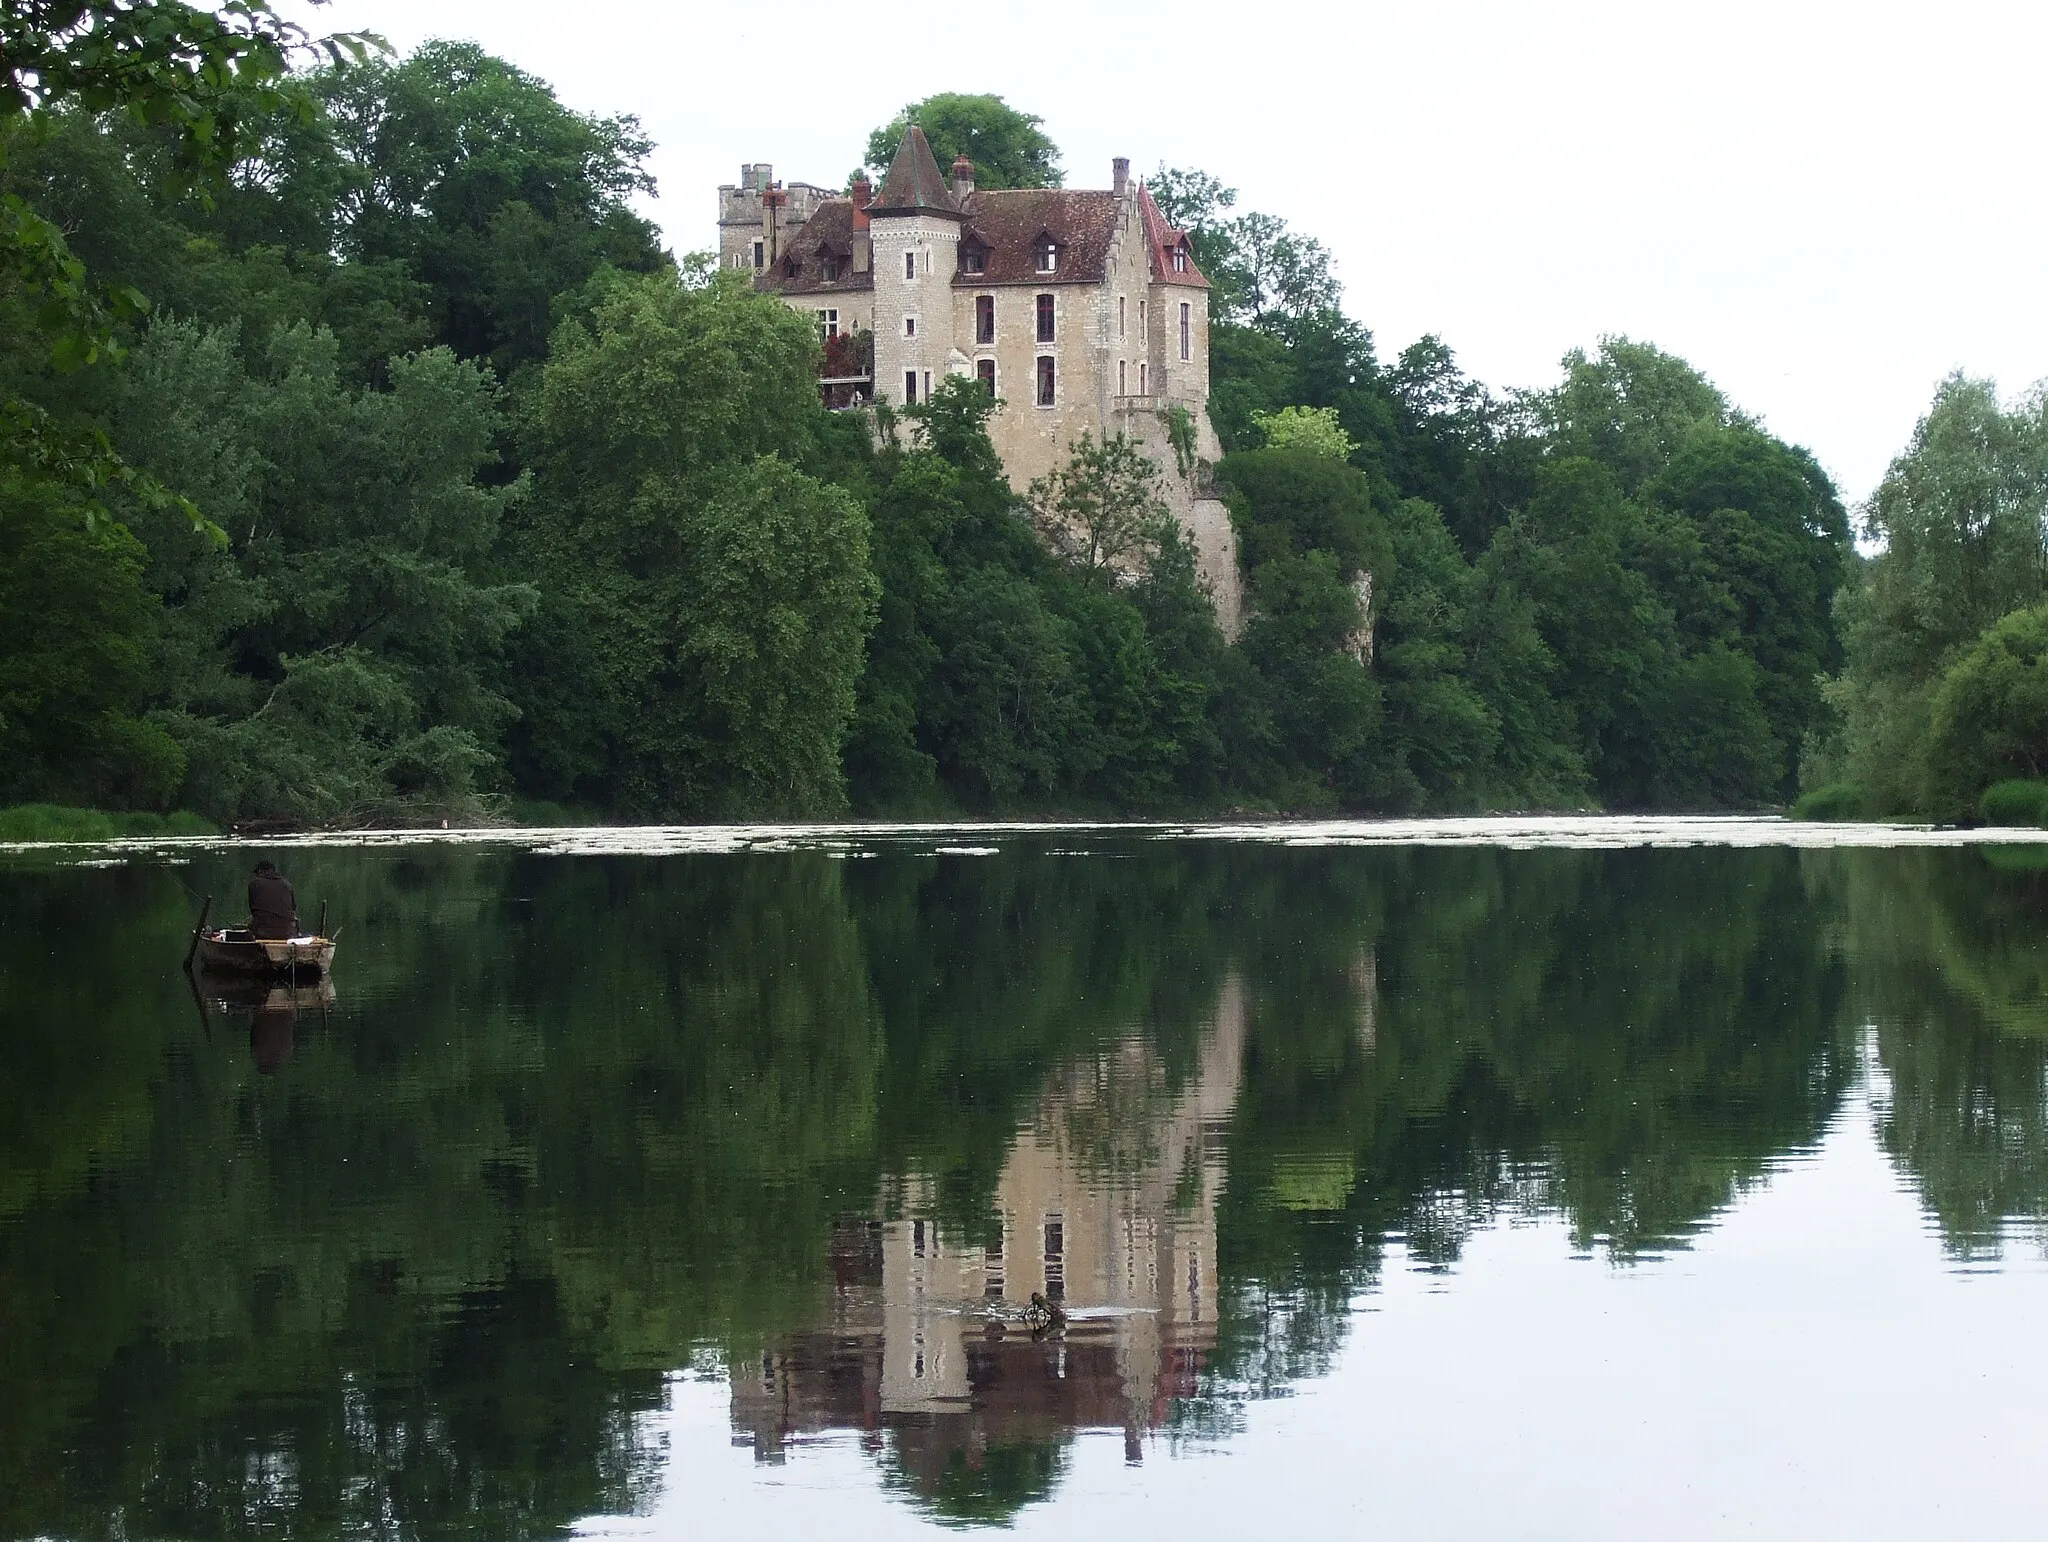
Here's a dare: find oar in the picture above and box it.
[184,964,213,1045]
[183,895,213,971]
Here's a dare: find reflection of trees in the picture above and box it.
[1202,846,1854,1416]
[11,838,2048,1533]
[0,849,882,1540]
[1836,848,2048,1257]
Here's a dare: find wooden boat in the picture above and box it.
[195,927,336,978]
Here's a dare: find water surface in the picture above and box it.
[3,826,2045,1538]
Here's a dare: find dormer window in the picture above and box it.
[783,256,799,278]
[1172,243,1189,274]
[1035,237,1059,273]
[822,255,841,281]
[960,241,988,275]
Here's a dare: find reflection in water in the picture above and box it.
[1,839,2047,1536]
[195,975,335,1074]
[732,979,1248,1517]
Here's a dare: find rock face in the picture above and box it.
[721,132,1247,637]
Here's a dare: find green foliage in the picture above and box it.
[111,318,533,823]
[1927,605,2048,810]
[323,41,665,375]
[518,269,876,816]
[1150,166,1339,327]
[0,469,184,807]
[1817,377,2048,815]
[864,93,1060,189]
[0,803,214,841]
[1539,336,1734,496]
[0,81,1862,824]
[1979,779,2048,828]
[1,0,378,495]
[1026,431,1172,579]
[1789,781,1868,821]
[1252,404,1355,460]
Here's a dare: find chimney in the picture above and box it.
[762,182,786,268]
[851,177,872,272]
[1113,156,1130,197]
[952,155,976,200]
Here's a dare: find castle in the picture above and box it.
[718,128,1243,632]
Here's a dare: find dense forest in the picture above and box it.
[2,8,2041,828]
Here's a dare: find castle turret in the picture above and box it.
[866,126,966,409]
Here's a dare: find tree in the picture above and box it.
[1926,605,2048,811]
[519,268,876,816]
[1538,336,1734,496]
[324,40,665,375]
[1218,447,1391,582]
[0,469,183,807]
[1148,166,1340,326]
[1251,405,1355,460]
[1647,426,1848,793]
[111,317,534,822]
[1026,432,1172,580]
[864,93,1060,189]
[1,0,375,488]
[1815,376,2048,812]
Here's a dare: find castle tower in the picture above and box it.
[865,126,966,409]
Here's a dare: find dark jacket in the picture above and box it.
[248,873,297,939]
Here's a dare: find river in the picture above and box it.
[3,822,2045,1538]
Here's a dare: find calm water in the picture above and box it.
[4,825,2047,1539]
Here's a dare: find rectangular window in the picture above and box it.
[904,250,916,280]
[1036,241,1058,273]
[923,370,932,400]
[1035,293,1055,343]
[752,239,764,270]
[905,316,916,338]
[1139,360,1148,395]
[1173,245,1188,273]
[1140,299,1147,335]
[976,357,996,394]
[1179,301,1192,361]
[1118,359,1127,395]
[1035,355,1055,407]
[975,294,995,345]
[904,371,919,405]
[816,308,840,338]
[961,247,985,274]
[1118,295,1126,340]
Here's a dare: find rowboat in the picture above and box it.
[194,927,336,978]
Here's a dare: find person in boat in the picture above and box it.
[247,859,298,939]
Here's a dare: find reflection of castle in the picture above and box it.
[732,976,1247,1469]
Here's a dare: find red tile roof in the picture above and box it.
[754,199,874,296]
[955,188,1119,285]
[757,167,1210,295]
[1139,184,1209,289]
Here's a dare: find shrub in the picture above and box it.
[0,805,218,843]
[1979,779,2048,828]
[1790,782,1868,821]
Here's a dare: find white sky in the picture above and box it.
[300,0,2048,506]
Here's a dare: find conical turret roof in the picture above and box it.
[870,125,964,218]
